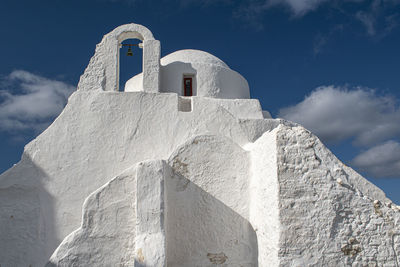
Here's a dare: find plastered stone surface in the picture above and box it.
[78,23,160,92]
[245,128,281,267]
[135,160,167,267]
[0,90,264,266]
[0,23,399,267]
[166,135,257,266]
[276,124,400,267]
[125,49,250,99]
[0,185,45,263]
[47,166,137,266]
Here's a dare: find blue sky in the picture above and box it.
[1,0,400,203]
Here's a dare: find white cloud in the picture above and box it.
[278,86,400,146]
[352,140,400,177]
[0,70,75,133]
[233,0,327,27]
[356,10,377,35]
[242,0,368,18]
[267,0,329,16]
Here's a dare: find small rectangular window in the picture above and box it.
[183,77,193,96]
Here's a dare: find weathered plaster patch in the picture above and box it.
[207,252,228,264]
[341,237,362,257]
[136,248,144,263]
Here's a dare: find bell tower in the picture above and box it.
[77,23,161,93]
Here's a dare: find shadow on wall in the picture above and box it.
[160,61,197,96]
[0,153,57,267]
[131,263,152,267]
[166,169,258,266]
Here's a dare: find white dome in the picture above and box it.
[125,49,250,99]
[161,49,229,69]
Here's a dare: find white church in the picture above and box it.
[0,23,399,267]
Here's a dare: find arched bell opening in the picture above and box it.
[109,25,160,93]
[117,38,143,92]
[77,24,159,92]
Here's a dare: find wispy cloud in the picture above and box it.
[101,0,400,37]
[0,70,75,133]
[356,10,377,35]
[278,86,400,146]
[352,140,400,177]
[267,0,330,17]
[234,0,339,26]
[354,0,400,37]
[232,0,400,37]
[313,24,344,55]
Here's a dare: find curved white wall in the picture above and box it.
[124,73,143,92]
[125,49,250,99]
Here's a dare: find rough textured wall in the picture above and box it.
[0,153,59,266]
[47,134,259,267]
[2,100,399,266]
[77,23,159,92]
[47,166,137,266]
[0,90,266,266]
[135,160,168,267]
[141,39,160,93]
[276,124,400,267]
[0,184,45,264]
[1,79,399,266]
[166,135,257,266]
[45,121,400,267]
[3,22,398,267]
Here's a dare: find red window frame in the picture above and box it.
[183,77,193,96]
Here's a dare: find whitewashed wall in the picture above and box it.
[125,50,250,99]
[0,23,399,267]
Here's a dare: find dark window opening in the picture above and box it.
[183,77,193,96]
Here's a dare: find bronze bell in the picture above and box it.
[126,46,133,56]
